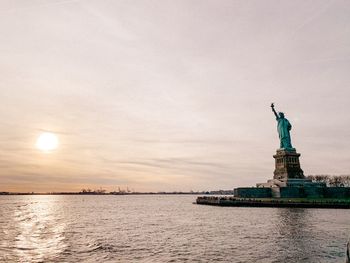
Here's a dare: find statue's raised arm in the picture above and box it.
[271,103,279,119]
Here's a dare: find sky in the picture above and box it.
[0,0,350,192]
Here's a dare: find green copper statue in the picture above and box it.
[271,103,293,150]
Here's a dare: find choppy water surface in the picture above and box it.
[0,195,349,262]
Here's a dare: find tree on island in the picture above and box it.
[307,175,350,187]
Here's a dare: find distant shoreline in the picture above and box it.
[0,191,234,196]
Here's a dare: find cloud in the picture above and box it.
[0,0,350,191]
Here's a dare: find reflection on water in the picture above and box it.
[1,196,67,262]
[274,209,310,262]
[272,208,348,263]
[1,195,349,262]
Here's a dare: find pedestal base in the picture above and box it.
[233,148,349,199]
[273,148,304,180]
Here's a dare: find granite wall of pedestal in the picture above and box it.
[273,186,325,198]
[234,188,272,198]
[304,187,325,198]
[324,187,350,198]
[279,187,303,198]
[234,186,350,199]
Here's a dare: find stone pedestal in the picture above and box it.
[273,148,304,180]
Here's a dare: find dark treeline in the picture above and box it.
[307,175,350,187]
[80,188,107,194]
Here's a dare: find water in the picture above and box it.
[0,195,349,262]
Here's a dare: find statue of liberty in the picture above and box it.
[271,103,293,150]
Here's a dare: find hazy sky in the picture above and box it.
[1,0,350,192]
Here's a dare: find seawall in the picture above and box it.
[196,196,350,209]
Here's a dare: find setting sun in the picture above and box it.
[36,132,59,152]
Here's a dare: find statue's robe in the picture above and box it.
[276,117,293,149]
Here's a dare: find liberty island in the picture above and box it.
[197,104,350,207]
